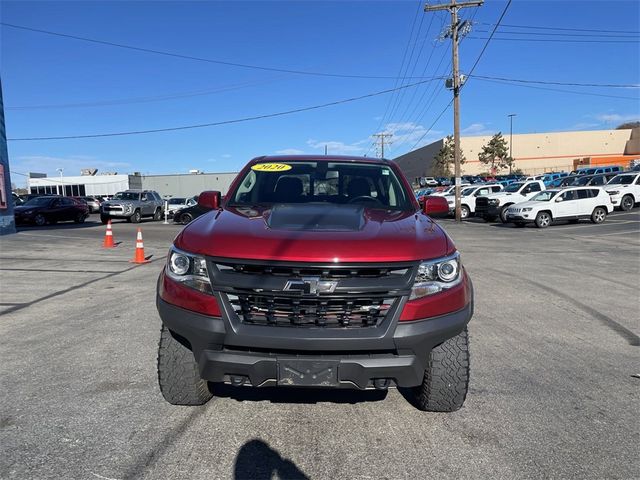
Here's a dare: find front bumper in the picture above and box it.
[157,290,473,389]
[475,204,501,217]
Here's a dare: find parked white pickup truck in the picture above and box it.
[475,180,546,223]
[445,184,503,219]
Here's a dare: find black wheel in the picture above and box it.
[34,214,46,226]
[591,207,607,224]
[100,215,109,224]
[620,195,634,211]
[153,208,162,221]
[460,205,470,219]
[74,213,86,224]
[482,215,496,222]
[499,205,511,223]
[157,325,213,406]
[535,211,552,228]
[130,210,142,223]
[413,328,470,412]
[181,212,193,224]
[514,222,526,228]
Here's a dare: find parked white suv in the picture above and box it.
[605,172,640,211]
[505,187,614,228]
[475,180,546,223]
[445,184,503,219]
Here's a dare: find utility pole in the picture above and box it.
[508,113,516,173]
[324,144,328,155]
[425,0,482,222]
[372,133,393,159]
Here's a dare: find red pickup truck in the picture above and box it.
[156,155,473,411]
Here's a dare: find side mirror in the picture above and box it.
[198,191,222,210]
[555,197,564,203]
[422,196,449,216]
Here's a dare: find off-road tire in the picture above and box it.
[620,195,634,211]
[153,208,162,221]
[499,205,512,224]
[157,325,213,406]
[34,214,46,226]
[100,215,109,224]
[535,211,552,228]
[591,207,607,224]
[413,328,470,412]
[130,209,142,223]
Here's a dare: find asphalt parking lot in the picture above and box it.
[1,211,639,479]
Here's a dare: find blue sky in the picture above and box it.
[2,0,639,185]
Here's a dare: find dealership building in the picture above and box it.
[393,127,640,183]
[27,171,238,198]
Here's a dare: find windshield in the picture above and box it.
[24,196,55,206]
[229,161,413,210]
[531,191,558,202]
[461,187,476,196]
[607,174,635,185]
[504,182,523,192]
[168,198,186,205]
[112,192,140,201]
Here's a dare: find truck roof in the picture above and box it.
[249,155,392,165]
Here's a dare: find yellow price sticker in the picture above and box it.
[251,163,292,172]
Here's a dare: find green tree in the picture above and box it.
[478,132,511,173]
[431,135,466,177]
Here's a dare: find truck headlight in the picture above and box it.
[166,247,212,294]
[607,190,619,195]
[124,203,133,212]
[488,199,500,206]
[522,207,532,212]
[410,252,462,300]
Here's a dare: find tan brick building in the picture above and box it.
[394,127,640,182]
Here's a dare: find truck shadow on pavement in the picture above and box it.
[210,383,387,405]
[234,439,309,480]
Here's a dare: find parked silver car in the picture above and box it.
[100,190,164,223]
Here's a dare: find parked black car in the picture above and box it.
[14,196,89,226]
[172,195,216,224]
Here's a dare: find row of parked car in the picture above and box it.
[10,190,213,226]
[418,170,640,228]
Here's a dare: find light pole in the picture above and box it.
[508,114,516,174]
[57,168,64,195]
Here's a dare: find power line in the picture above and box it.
[480,22,640,35]
[466,36,638,43]
[471,75,639,89]
[0,21,435,81]
[471,77,639,100]
[465,0,512,82]
[5,76,287,110]
[365,1,425,157]
[7,77,444,141]
[474,28,639,38]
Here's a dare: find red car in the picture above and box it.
[156,155,473,411]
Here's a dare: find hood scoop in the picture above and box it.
[266,204,366,232]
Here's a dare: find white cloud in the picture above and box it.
[12,155,131,177]
[461,123,493,136]
[594,113,639,124]
[306,140,364,155]
[275,148,305,155]
[221,154,232,158]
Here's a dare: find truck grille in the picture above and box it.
[227,293,395,328]
[210,259,414,329]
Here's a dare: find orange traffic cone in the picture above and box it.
[102,220,116,248]
[130,228,151,264]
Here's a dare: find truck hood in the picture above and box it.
[175,204,453,263]
[482,191,523,200]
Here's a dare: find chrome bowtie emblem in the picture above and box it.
[284,277,338,295]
